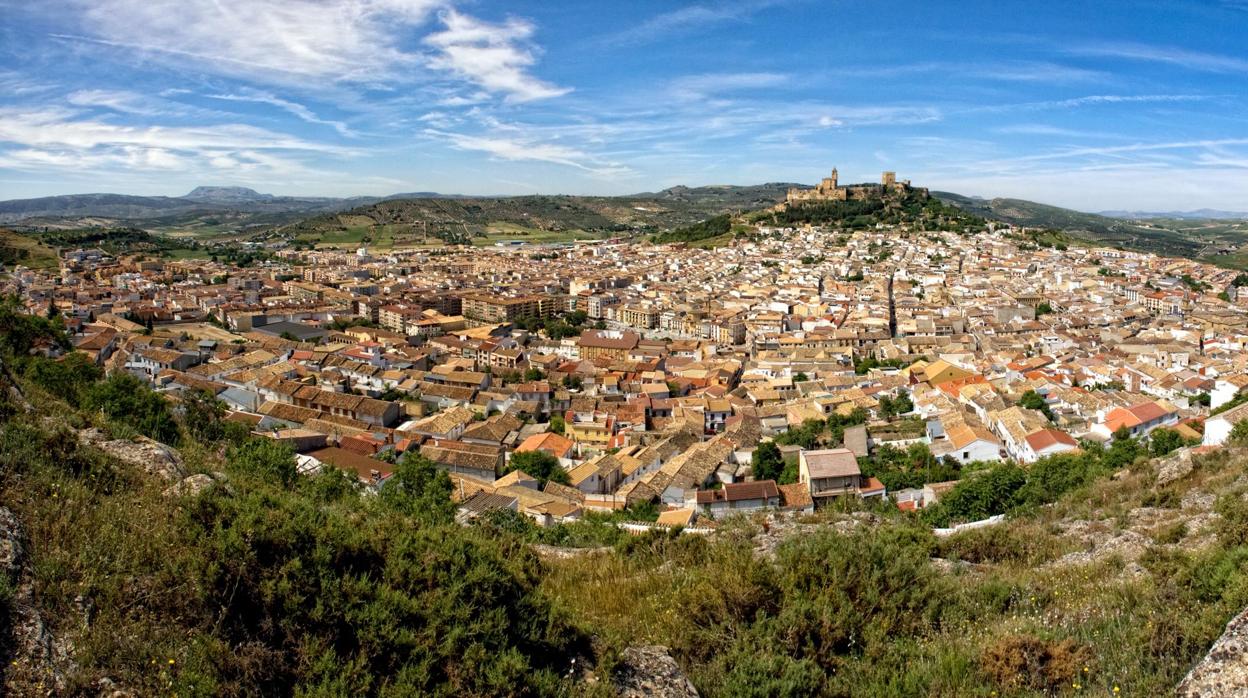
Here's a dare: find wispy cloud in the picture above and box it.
[970,93,1211,114]
[65,89,228,119]
[668,72,789,100]
[1008,138,1248,163]
[207,88,358,137]
[424,9,570,103]
[426,128,630,177]
[994,124,1125,139]
[600,0,793,46]
[1067,42,1248,73]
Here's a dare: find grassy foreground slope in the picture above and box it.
[537,441,1248,696]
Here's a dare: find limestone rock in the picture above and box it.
[614,646,699,698]
[1177,606,1248,697]
[0,505,23,576]
[1157,448,1195,487]
[79,428,185,481]
[163,472,229,498]
[0,506,73,696]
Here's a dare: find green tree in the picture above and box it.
[549,414,565,434]
[775,419,825,450]
[1103,429,1143,470]
[879,390,914,419]
[1149,427,1189,457]
[381,451,455,524]
[226,437,297,486]
[504,450,569,486]
[84,372,180,444]
[0,294,70,358]
[24,352,100,406]
[923,464,1026,527]
[1018,390,1055,422]
[1230,419,1248,447]
[182,388,229,443]
[751,441,785,482]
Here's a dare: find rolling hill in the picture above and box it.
[271,184,800,247]
[0,229,59,270]
[5,183,1247,267]
[938,191,1248,259]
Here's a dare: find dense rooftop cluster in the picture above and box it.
[8,218,1248,525]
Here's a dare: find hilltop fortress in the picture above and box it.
[784,168,928,207]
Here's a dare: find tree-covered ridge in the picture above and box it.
[650,213,733,244]
[757,189,989,232]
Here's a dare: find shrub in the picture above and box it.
[980,634,1089,692]
[937,523,1062,565]
[504,450,569,486]
[226,438,297,486]
[84,372,180,444]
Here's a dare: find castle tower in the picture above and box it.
[830,168,838,188]
[881,171,896,186]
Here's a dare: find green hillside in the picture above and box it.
[933,192,1232,260]
[270,185,796,248]
[0,229,59,270]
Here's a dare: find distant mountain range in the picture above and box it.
[2,184,1246,264]
[1097,209,1248,220]
[0,186,478,225]
[4,183,1240,225]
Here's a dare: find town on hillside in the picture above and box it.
[7,169,1248,530]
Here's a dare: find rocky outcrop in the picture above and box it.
[1157,448,1196,487]
[614,646,699,698]
[163,471,230,498]
[79,428,185,481]
[0,506,73,696]
[1177,606,1248,697]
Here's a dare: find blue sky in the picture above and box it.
[1,0,1246,211]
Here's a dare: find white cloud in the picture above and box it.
[424,10,570,102]
[994,124,1121,138]
[54,0,443,86]
[0,107,348,153]
[1003,138,1248,164]
[0,106,351,181]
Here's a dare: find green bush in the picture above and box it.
[83,372,180,444]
